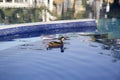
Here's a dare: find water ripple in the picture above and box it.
[0,34,120,80]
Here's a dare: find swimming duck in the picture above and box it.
[46,37,65,53]
[47,36,65,48]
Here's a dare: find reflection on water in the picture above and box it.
[97,19,120,39]
[93,19,120,62]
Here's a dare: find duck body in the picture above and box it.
[48,41,63,48]
[47,36,64,48]
[47,41,64,52]
[47,36,65,52]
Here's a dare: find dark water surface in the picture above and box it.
[0,19,120,80]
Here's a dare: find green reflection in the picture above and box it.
[97,19,120,39]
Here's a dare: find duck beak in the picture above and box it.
[61,38,65,41]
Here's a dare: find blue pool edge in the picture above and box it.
[0,19,97,37]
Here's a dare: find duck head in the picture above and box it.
[59,36,65,42]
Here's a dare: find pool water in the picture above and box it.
[0,19,120,80]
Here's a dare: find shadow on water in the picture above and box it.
[47,45,65,53]
[98,39,120,62]
[93,19,120,62]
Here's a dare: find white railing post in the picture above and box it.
[49,0,53,11]
[12,0,15,3]
[23,0,26,3]
[3,0,5,3]
[42,10,45,22]
[95,0,101,19]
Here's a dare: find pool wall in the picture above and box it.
[0,19,97,37]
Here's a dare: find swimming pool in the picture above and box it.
[0,19,120,80]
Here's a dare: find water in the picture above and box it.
[0,19,120,80]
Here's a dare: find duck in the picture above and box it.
[47,36,65,48]
[46,36,65,52]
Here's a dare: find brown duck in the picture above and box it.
[47,36,65,48]
[46,37,65,52]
